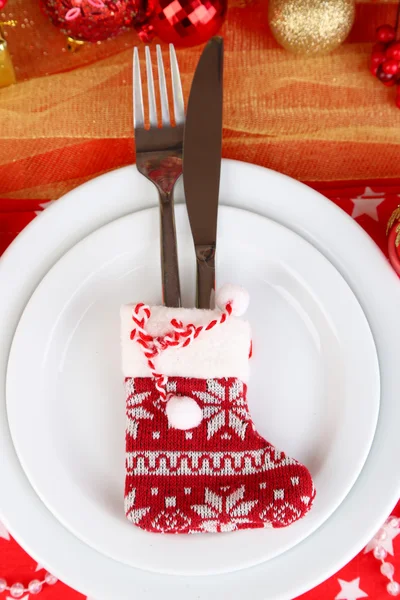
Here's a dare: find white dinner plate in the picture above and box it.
[1,160,399,600]
[6,205,379,576]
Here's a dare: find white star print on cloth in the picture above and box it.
[0,520,10,541]
[35,563,44,572]
[6,595,29,600]
[34,200,56,216]
[335,577,368,600]
[351,187,385,221]
[364,520,400,556]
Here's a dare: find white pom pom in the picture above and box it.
[215,283,250,316]
[166,395,203,430]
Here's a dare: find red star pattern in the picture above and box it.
[0,180,399,598]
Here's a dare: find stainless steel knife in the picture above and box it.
[183,37,224,309]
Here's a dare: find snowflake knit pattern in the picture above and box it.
[121,288,315,534]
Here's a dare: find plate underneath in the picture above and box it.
[7,205,379,576]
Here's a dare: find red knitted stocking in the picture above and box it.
[121,287,315,534]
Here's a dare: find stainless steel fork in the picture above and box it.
[133,44,184,308]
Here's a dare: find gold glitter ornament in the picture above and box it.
[0,20,16,87]
[268,0,355,55]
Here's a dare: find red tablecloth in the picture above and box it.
[0,180,399,599]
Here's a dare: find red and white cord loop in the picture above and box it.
[130,302,233,400]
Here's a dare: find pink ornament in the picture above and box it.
[44,572,58,586]
[388,516,400,528]
[373,545,388,560]
[387,581,400,596]
[66,0,105,21]
[28,579,43,594]
[0,576,50,597]
[376,527,388,541]
[9,583,24,599]
[381,562,396,579]
[39,0,137,42]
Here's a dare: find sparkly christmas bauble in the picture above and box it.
[40,0,138,42]
[387,207,400,277]
[147,0,227,47]
[268,0,355,55]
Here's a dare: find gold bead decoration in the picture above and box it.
[268,0,355,55]
[0,20,16,87]
[67,36,86,53]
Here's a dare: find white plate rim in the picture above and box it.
[0,159,399,600]
[6,204,379,576]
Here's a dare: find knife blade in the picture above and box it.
[183,37,224,309]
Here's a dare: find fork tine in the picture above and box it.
[169,44,184,125]
[156,45,171,126]
[133,47,144,129]
[145,46,157,128]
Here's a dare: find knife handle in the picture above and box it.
[195,244,216,309]
[159,190,181,308]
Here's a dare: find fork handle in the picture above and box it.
[159,190,181,308]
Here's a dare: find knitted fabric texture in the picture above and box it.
[122,299,315,534]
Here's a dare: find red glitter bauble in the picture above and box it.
[40,0,139,42]
[133,0,157,27]
[146,0,227,47]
